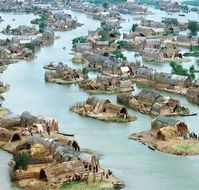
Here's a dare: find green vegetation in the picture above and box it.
[47,78,76,84]
[99,30,107,41]
[137,0,159,6]
[82,67,89,74]
[31,13,48,33]
[117,40,129,49]
[107,115,136,123]
[173,143,199,155]
[181,4,189,12]
[183,45,199,58]
[24,43,36,54]
[102,2,109,8]
[170,61,195,79]
[0,107,10,117]
[87,88,116,95]
[5,25,11,33]
[60,180,114,190]
[81,149,96,155]
[162,18,179,26]
[190,45,199,51]
[72,36,87,48]
[112,49,127,61]
[188,21,198,36]
[182,0,199,6]
[13,151,30,170]
[88,0,126,4]
[183,52,199,57]
[131,23,138,32]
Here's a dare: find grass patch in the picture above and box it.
[183,52,199,57]
[173,142,199,155]
[60,180,114,190]
[86,89,116,95]
[0,107,10,117]
[47,78,76,84]
[106,115,136,123]
[81,149,96,155]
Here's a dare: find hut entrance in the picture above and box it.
[120,107,128,115]
[72,140,80,151]
[176,122,188,135]
[39,169,47,181]
[109,33,115,38]
[11,134,21,142]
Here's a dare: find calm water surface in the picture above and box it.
[0,9,199,190]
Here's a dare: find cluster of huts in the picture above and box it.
[70,2,123,22]
[130,115,199,155]
[2,25,38,35]
[0,28,55,60]
[44,62,87,84]
[46,11,82,31]
[70,96,136,123]
[115,2,149,15]
[117,89,189,116]
[0,111,123,189]
[79,76,133,94]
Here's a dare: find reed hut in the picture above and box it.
[0,128,21,143]
[26,136,100,170]
[39,160,85,183]
[151,116,188,140]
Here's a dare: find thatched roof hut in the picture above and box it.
[119,80,133,92]
[39,160,85,183]
[136,89,161,105]
[152,116,188,140]
[20,111,38,128]
[0,128,21,143]
[27,136,100,170]
[151,116,188,132]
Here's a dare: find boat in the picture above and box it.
[147,145,155,151]
[58,132,75,137]
[179,14,185,16]
[180,113,197,116]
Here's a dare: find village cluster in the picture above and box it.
[0,0,199,190]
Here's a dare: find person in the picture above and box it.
[37,123,44,136]
[47,125,50,135]
[29,127,33,136]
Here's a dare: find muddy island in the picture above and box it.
[79,75,133,94]
[117,89,190,116]
[130,116,199,156]
[0,111,124,190]
[44,62,87,84]
[70,96,136,123]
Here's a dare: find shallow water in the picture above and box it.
[0,8,199,190]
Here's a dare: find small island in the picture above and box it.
[130,116,199,156]
[44,62,87,84]
[117,89,190,116]
[0,111,124,190]
[70,96,136,123]
[79,75,133,94]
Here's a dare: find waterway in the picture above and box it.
[0,8,199,190]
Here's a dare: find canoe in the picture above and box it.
[58,132,75,137]
[180,113,197,116]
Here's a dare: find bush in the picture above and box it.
[13,151,30,170]
[31,13,48,33]
[112,49,127,61]
[188,21,198,36]
[24,43,36,54]
[117,40,129,49]
[131,24,138,32]
[72,36,87,48]
[170,61,195,79]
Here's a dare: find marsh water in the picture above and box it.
[1,7,199,190]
